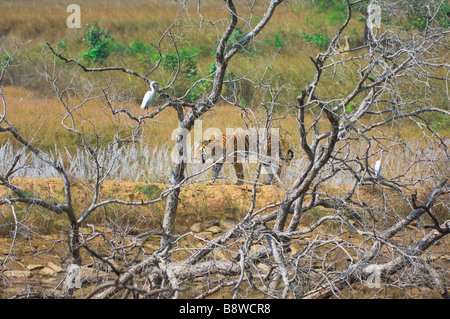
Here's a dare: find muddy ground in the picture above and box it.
[0,177,288,298]
[0,177,447,298]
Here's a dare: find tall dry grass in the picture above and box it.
[1,84,446,150]
[2,87,447,187]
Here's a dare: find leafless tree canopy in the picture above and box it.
[0,0,449,299]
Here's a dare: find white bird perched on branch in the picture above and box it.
[140,81,158,110]
[374,149,386,177]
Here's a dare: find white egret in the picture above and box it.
[374,149,386,177]
[140,81,158,110]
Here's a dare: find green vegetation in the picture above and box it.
[408,0,450,30]
[314,0,349,25]
[82,21,112,63]
[1,54,10,66]
[0,0,367,104]
[134,184,162,200]
[302,32,330,50]
[264,34,284,48]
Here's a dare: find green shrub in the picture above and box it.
[228,27,244,46]
[1,54,10,67]
[306,0,348,25]
[82,21,112,63]
[56,38,67,51]
[275,34,284,48]
[186,62,216,102]
[314,0,346,13]
[326,10,347,25]
[134,184,162,200]
[124,39,159,63]
[302,32,329,50]
[162,47,198,79]
[401,0,449,31]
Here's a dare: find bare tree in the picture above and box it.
[1,0,448,299]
